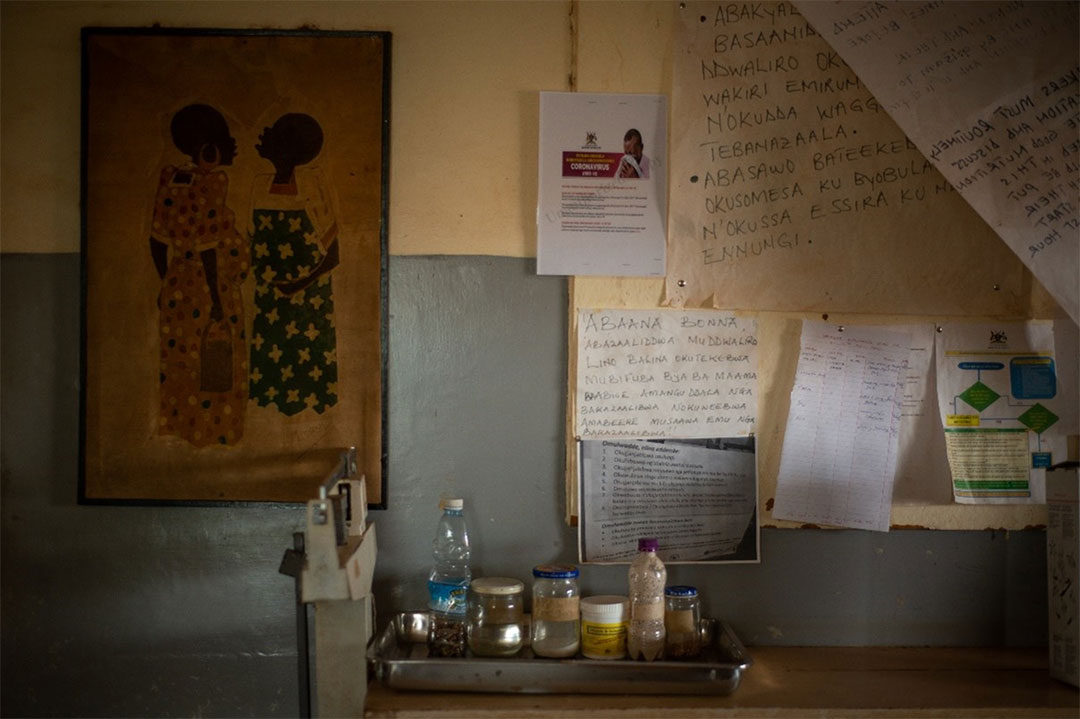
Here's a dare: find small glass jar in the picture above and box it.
[580,595,629,660]
[427,612,467,658]
[664,585,701,659]
[531,564,580,658]
[467,577,525,657]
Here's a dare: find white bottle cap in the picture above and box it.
[581,595,629,621]
[442,498,464,510]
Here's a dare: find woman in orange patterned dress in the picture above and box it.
[148,104,249,447]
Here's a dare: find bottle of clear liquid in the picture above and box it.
[427,498,471,657]
[627,537,666,661]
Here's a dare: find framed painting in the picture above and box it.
[79,28,389,505]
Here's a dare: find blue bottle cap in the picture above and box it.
[665,585,698,597]
[532,564,579,579]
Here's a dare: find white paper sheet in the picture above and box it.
[575,309,758,438]
[537,92,667,276]
[892,323,952,505]
[773,321,910,531]
[935,321,1065,504]
[580,438,758,563]
[796,1,1080,325]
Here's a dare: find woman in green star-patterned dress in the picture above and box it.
[248,113,340,416]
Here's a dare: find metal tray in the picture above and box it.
[368,611,752,695]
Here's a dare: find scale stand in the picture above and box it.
[280,447,377,717]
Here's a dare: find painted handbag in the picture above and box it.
[199,320,233,393]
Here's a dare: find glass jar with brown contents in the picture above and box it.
[664,585,701,659]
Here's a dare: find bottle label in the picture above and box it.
[428,579,468,614]
[581,620,628,657]
[533,596,579,622]
[631,601,664,621]
[665,608,696,633]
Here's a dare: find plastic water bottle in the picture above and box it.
[427,498,471,656]
[627,537,666,661]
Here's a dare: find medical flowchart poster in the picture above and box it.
[935,322,1066,504]
[537,92,666,277]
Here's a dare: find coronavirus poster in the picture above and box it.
[537,92,667,276]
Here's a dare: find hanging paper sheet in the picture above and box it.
[796,1,1080,325]
[935,321,1067,504]
[538,92,667,277]
[773,321,910,531]
[666,2,1035,316]
[575,309,758,439]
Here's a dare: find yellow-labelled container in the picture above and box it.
[580,595,629,660]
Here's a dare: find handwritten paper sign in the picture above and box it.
[796,1,1079,324]
[773,321,910,532]
[575,309,758,438]
[666,2,1032,316]
[580,438,758,563]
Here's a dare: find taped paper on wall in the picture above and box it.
[538,92,667,277]
[773,321,910,532]
[579,437,758,563]
[575,309,758,439]
[796,1,1080,324]
[935,321,1066,504]
[666,1,1031,317]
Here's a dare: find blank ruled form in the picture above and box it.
[773,322,912,532]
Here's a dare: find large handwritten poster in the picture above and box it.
[795,1,1079,326]
[666,2,1035,316]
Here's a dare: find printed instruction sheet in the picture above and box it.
[935,321,1065,504]
[773,321,910,532]
[579,438,758,563]
[537,92,667,276]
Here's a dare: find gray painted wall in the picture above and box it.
[1,254,1047,717]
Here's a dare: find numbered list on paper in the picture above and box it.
[576,310,758,438]
[773,322,910,532]
[581,439,757,562]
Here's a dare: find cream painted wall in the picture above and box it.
[0,0,577,256]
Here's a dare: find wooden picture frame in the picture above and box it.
[79,28,389,505]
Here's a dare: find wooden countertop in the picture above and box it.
[364,646,1078,718]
